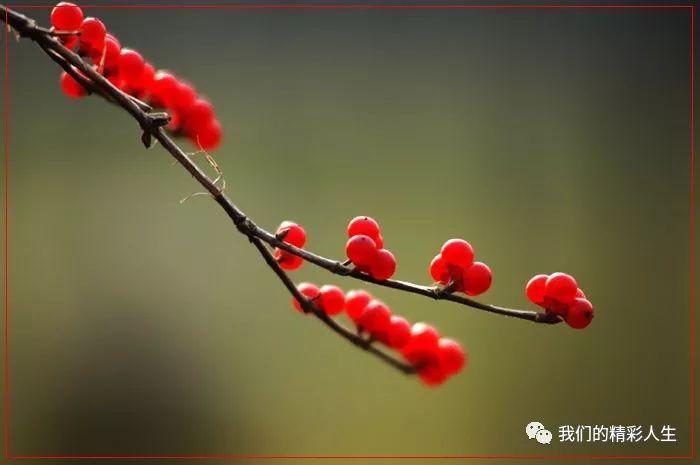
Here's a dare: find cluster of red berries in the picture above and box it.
[51,2,222,151]
[345,216,397,281]
[274,221,306,271]
[292,284,465,386]
[526,272,594,329]
[429,239,492,296]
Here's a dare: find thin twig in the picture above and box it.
[1,5,560,373]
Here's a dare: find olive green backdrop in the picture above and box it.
[1,1,694,464]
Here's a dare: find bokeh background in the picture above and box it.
[1,1,694,464]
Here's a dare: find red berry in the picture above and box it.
[369,248,396,281]
[347,216,381,240]
[440,239,475,268]
[403,322,439,353]
[374,234,384,249]
[565,298,594,329]
[60,70,86,98]
[344,289,371,323]
[439,338,466,375]
[87,40,104,60]
[276,221,306,248]
[184,98,215,132]
[525,274,548,306]
[193,118,223,151]
[150,71,178,108]
[545,272,578,304]
[173,81,196,112]
[385,316,411,349]
[105,73,123,89]
[51,2,83,31]
[319,285,345,316]
[463,262,492,296]
[401,323,445,385]
[79,17,105,50]
[346,235,378,268]
[275,249,303,271]
[418,361,448,387]
[61,35,78,50]
[429,254,449,284]
[131,62,155,97]
[118,48,145,83]
[292,282,320,313]
[575,288,586,299]
[100,34,121,74]
[358,300,391,334]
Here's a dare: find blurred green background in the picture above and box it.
[1,1,694,463]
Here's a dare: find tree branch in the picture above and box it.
[1,4,559,374]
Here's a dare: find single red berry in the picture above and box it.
[347,216,381,240]
[429,254,449,284]
[545,272,578,304]
[438,338,466,375]
[564,297,594,329]
[525,274,548,306]
[193,118,223,151]
[346,235,378,268]
[184,98,215,132]
[575,288,586,299]
[463,262,492,296]
[403,322,440,354]
[440,239,474,268]
[118,48,145,83]
[401,337,445,386]
[60,71,86,98]
[276,221,306,248]
[344,289,371,323]
[292,282,320,313]
[78,17,105,51]
[565,298,594,329]
[51,2,83,31]
[150,71,179,108]
[172,81,196,112]
[418,361,448,387]
[385,315,411,349]
[358,300,391,334]
[100,34,121,74]
[319,285,345,316]
[369,248,396,281]
[401,324,444,385]
[130,62,155,97]
[403,342,438,365]
[275,249,303,271]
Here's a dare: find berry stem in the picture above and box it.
[47,27,81,37]
[435,280,457,297]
